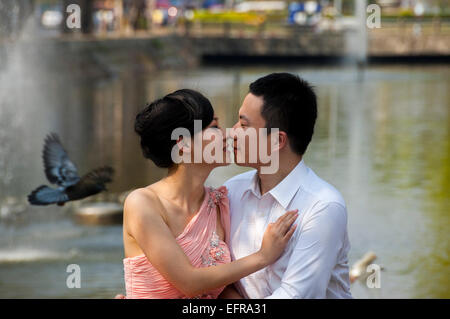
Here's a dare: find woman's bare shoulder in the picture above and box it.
[123,187,164,220]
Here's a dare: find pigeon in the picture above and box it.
[28,132,114,206]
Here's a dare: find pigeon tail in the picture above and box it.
[27,185,69,206]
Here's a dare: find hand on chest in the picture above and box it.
[247,201,287,249]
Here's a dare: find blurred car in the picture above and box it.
[288,1,322,26]
[38,4,63,29]
[152,0,184,25]
[202,0,225,10]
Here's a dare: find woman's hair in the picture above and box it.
[134,89,214,168]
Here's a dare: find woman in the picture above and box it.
[120,89,298,299]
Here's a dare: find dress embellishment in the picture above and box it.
[207,186,228,211]
[201,231,226,266]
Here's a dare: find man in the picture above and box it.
[220,73,352,299]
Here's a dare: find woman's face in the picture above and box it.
[196,115,231,167]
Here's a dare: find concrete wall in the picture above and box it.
[11,30,449,77]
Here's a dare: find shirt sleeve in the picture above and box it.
[265,201,348,299]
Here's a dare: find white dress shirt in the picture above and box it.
[223,159,352,299]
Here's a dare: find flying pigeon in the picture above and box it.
[28,132,114,206]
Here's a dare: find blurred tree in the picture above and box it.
[123,0,147,31]
[0,0,34,39]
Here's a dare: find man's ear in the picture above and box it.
[271,130,288,152]
[279,131,288,150]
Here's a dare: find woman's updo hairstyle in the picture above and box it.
[134,89,214,168]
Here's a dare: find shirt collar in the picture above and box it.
[241,170,261,199]
[241,159,309,210]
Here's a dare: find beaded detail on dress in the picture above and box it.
[201,231,227,266]
[207,186,227,211]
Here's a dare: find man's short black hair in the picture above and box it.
[249,73,317,155]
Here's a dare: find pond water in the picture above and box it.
[0,51,448,298]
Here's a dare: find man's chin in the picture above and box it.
[233,150,258,168]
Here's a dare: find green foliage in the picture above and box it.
[190,10,266,25]
[399,9,415,17]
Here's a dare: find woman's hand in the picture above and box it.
[258,209,299,265]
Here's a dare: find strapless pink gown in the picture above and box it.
[123,186,231,299]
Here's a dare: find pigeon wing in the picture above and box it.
[28,185,69,206]
[78,166,114,186]
[42,133,80,187]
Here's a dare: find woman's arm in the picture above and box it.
[125,190,298,298]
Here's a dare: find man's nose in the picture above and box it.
[225,123,237,139]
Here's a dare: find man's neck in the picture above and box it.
[257,154,302,195]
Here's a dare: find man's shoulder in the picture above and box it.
[301,167,346,208]
[297,167,349,234]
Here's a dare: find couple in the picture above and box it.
[117,73,352,299]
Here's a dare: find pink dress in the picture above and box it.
[123,186,232,299]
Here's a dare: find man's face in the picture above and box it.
[231,93,273,169]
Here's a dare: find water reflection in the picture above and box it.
[0,62,448,298]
